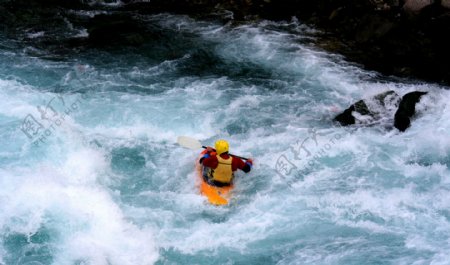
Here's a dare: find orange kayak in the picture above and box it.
[196,151,233,205]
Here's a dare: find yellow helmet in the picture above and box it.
[215,139,229,155]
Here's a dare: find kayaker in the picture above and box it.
[199,139,253,187]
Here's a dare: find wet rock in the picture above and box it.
[394,91,428,131]
[355,14,395,43]
[335,90,429,132]
[442,0,450,8]
[403,0,434,14]
[334,90,401,126]
[334,104,357,126]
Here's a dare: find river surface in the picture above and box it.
[0,12,449,265]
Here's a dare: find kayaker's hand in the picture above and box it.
[206,146,214,152]
[246,158,253,166]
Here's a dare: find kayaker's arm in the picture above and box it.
[234,158,253,173]
[200,151,219,168]
[199,146,215,164]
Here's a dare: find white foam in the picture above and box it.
[0,163,158,265]
[2,13,450,265]
[26,31,45,39]
[0,131,158,264]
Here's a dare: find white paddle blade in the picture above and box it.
[177,136,202,150]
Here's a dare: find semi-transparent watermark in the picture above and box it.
[20,94,88,146]
[20,64,95,146]
[274,124,354,186]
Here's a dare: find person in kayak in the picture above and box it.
[199,139,253,187]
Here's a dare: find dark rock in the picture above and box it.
[336,90,429,132]
[334,90,401,126]
[355,14,395,43]
[334,105,356,126]
[394,91,428,131]
[443,0,450,9]
[403,0,434,14]
[354,100,372,115]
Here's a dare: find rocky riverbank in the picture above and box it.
[1,0,449,85]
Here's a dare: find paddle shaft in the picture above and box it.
[201,146,249,161]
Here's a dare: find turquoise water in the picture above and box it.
[1,13,450,265]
